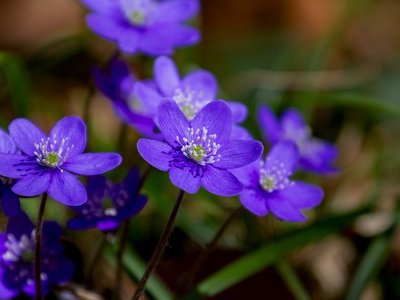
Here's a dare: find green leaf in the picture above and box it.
[197,206,371,297]
[276,261,311,300]
[107,245,174,300]
[346,228,395,300]
[0,52,29,117]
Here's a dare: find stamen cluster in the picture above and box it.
[123,0,156,26]
[81,196,118,218]
[34,135,74,169]
[3,232,35,263]
[177,127,221,166]
[259,160,292,192]
[173,87,208,120]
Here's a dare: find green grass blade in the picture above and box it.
[197,206,371,297]
[346,229,394,300]
[107,246,174,300]
[276,261,311,300]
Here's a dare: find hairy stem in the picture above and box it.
[34,192,48,300]
[82,85,95,126]
[184,206,243,292]
[117,123,128,156]
[113,221,130,300]
[113,165,152,300]
[131,189,185,300]
[83,49,120,137]
[86,234,107,288]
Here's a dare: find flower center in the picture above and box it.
[34,135,73,169]
[122,0,156,26]
[46,152,59,165]
[172,87,209,120]
[177,127,221,166]
[130,10,145,24]
[3,232,35,263]
[102,198,118,217]
[260,175,276,191]
[128,94,149,115]
[259,161,292,192]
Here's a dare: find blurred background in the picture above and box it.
[1,0,400,299]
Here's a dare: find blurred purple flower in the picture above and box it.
[137,101,263,196]
[93,58,159,138]
[93,56,250,139]
[0,129,21,217]
[233,141,324,221]
[0,213,74,297]
[0,116,122,206]
[67,168,147,232]
[82,0,201,56]
[258,105,338,174]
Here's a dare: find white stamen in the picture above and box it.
[3,231,35,263]
[122,0,157,26]
[104,208,118,216]
[259,160,292,192]
[177,127,221,166]
[34,135,74,169]
[172,87,209,120]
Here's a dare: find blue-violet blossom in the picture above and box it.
[0,213,74,297]
[67,168,148,232]
[82,0,200,55]
[233,141,324,221]
[0,129,21,217]
[0,116,122,206]
[258,105,338,174]
[137,101,263,196]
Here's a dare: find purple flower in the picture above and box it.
[67,168,147,232]
[232,142,324,221]
[0,116,122,206]
[258,105,338,174]
[82,0,200,56]
[137,100,263,196]
[0,213,74,297]
[136,56,250,138]
[0,128,21,217]
[94,57,251,140]
[93,58,159,138]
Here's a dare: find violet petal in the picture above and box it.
[63,153,122,176]
[48,170,87,206]
[201,166,243,196]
